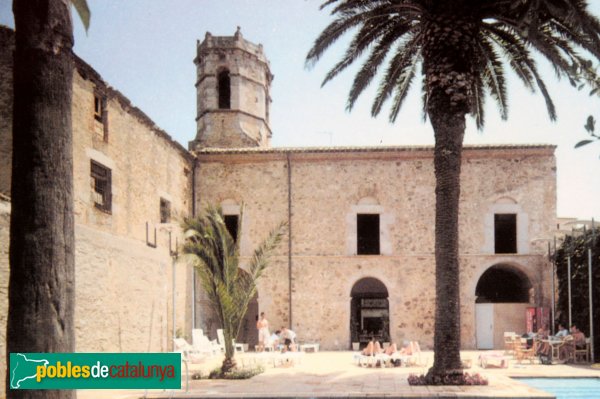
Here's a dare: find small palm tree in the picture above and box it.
[307,0,600,382]
[181,205,286,373]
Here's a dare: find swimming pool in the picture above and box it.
[517,378,600,399]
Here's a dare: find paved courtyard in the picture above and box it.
[77,350,600,399]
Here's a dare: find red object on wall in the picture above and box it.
[526,307,550,333]
[526,307,536,333]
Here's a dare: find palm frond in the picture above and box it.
[479,36,508,120]
[470,72,486,130]
[486,24,536,92]
[181,205,286,361]
[486,24,556,119]
[321,16,394,86]
[310,0,600,128]
[370,32,421,117]
[346,27,404,110]
[306,10,371,67]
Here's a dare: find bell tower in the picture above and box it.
[190,27,273,149]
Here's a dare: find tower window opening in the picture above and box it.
[494,213,517,253]
[218,70,231,109]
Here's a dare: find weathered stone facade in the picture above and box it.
[194,146,556,350]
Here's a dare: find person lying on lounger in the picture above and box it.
[399,341,420,355]
[362,339,398,356]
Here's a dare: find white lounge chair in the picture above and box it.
[173,337,205,363]
[216,328,245,352]
[192,328,220,356]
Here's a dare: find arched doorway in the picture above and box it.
[350,277,390,349]
[475,264,532,349]
[476,265,532,303]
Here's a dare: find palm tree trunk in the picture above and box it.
[421,6,476,381]
[7,1,75,398]
[426,111,466,380]
[221,328,236,373]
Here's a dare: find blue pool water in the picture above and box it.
[517,378,600,399]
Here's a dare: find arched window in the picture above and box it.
[218,70,231,109]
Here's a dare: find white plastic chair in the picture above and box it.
[192,328,220,356]
[173,337,205,363]
[217,328,245,352]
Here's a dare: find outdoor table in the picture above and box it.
[541,339,564,361]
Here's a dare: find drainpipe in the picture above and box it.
[172,255,177,350]
[589,219,595,363]
[191,161,198,330]
[287,152,293,329]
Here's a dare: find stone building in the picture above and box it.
[0,26,556,393]
[190,30,556,351]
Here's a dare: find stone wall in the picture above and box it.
[74,223,186,353]
[71,62,194,243]
[195,145,556,350]
[67,56,195,354]
[493,303,530,348]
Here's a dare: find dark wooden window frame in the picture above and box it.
[90,160,112,213]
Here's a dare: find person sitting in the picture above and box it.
[268,330,281,350]
[555,324,569,338]
[572,326,587,348]
[280,326,297,352]
[535,328,551,359]
[559,325,586,362]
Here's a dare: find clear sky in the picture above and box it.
[1,0,598,222]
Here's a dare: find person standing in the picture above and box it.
[256,312,270,352]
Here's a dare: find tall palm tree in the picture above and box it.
[7,1,88,397]
[181,206,286,374]
[8,1,76,397]
[307,0,600,381]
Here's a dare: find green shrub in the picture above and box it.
[208,365,265,380]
